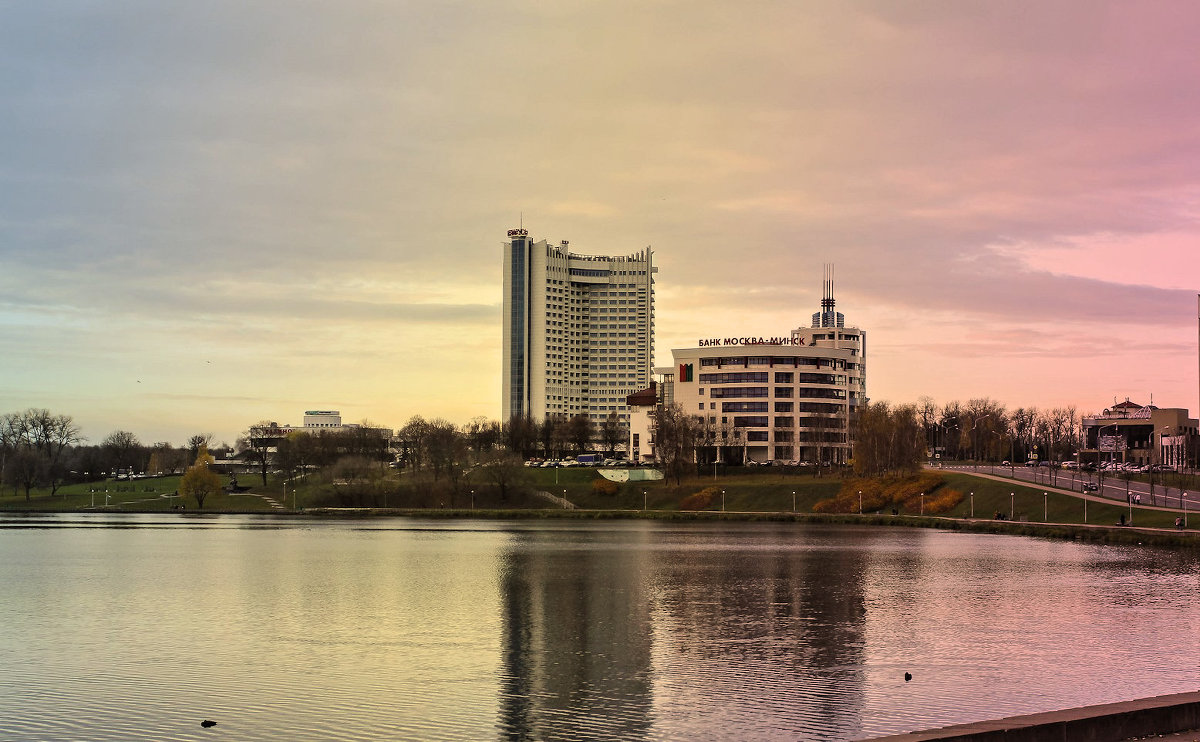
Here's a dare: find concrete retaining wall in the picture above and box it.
[862,691,1200,742]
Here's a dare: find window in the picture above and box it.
[710,387,769,398]
[774,402,793,412]
[699,372,769,384]
[775,387,794,398]
[747,431,769,442]
[774,372,794,383]
[722,402,768,413]
[733,416,769,427]
[774,416,793,428]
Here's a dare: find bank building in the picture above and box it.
[629,271,866,465]
[502,226,656,427]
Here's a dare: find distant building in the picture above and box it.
[502,226,656,428]
[303,410,342,429]
[1082,399,1197,468]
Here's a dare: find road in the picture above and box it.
[934,463,1197,511]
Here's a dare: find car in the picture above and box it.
[1001,460,1011,466]
[1083,482,1099,492]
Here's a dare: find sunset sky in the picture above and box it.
[2,1,1199,446]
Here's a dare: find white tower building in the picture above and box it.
[502,227,656,427]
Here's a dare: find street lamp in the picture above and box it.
[970,492,974,518]
[1043,492,1047,522]
[793,490,797,513]
[643,489,647,511]
[1010,492,1014,520]
[970,414,992,467]
[858,490,862,515]
[721,489,725,512]
[471,489,475,509]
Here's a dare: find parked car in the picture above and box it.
[1083,482,1099,492]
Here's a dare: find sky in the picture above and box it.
[2,0,1199,446]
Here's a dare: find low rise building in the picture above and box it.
[1081,399,1197,468]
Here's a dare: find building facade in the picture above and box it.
[1081,399,1197,468]
[629,276,866,465]
[502,227,656,427]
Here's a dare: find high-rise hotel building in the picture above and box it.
[502,227,656,425]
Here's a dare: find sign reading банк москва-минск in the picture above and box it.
[697,337,807,347]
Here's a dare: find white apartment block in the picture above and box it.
[502,227,656,425]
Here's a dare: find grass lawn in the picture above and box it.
[0,475,280,512]
[528,466,847,511]
[938,473,1186,529]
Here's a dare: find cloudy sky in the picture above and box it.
[2,1,1199,445]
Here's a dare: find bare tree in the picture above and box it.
[465,417,502,463]
[478,452,529,502]
[502,415,537,460]
[566,413,592,454]
[239,421,285,486]
[600,412,624,457]
[654,404,701,485]
[102,429,143,478]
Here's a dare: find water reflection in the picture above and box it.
[498,524,878,740]
[499,527,655,740]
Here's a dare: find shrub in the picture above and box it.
[815,473,951,514]
[592,478,619,497]
[680,486,718,511]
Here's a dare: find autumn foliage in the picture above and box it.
[679,486,719,511]
[591,478,619,497]
[814,472,963,515]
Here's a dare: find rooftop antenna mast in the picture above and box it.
[821,263,836,314]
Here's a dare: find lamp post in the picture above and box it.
[1011,434,1016,478]
[970,492,974,518]
[643,489,647,511]
[721,489,725,512]
[1127,490,1133,525]
[793,490,797,513]
[471,489,475,510]
[971,414,992,468]
[920,493,924,515]
[562,489,567,509]
[1010,492,1014,520]
[1043,492,1047,522]
[857,490,862,515]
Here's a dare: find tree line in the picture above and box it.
[0,408,225,499]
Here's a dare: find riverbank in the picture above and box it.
[286,506,1200,547]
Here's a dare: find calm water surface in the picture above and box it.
[1,514,1198,741]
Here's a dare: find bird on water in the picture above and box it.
[201,720,217,728]
[904,672,912,682]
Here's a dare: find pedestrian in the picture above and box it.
[1135,494,1141,505]
[1176,516,1183,530]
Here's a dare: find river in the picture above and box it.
[1,514,1197,740]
